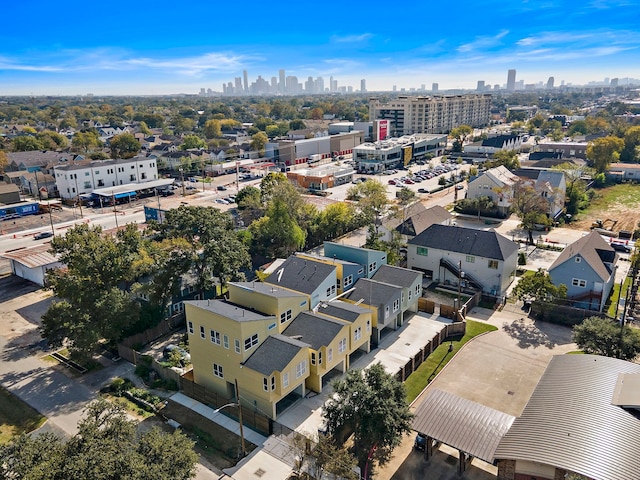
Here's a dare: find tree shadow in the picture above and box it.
[0,330,49,362]
[0,276,40,303]
[502,317,559,349]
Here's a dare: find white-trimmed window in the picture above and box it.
[344,275,353,288]
[296,360,307,378]
[328,348,333,362]
[200,325,205,339]
[223,335,229,349]
[417,247,428,256]
[188,321,194,335]
[466,255,475,263]
[318,351,322,365]
[369,261,377,273]
[338,338,347,353]
[280,309,292,324]
[572,278,587,288]
[488,260,499,269]
[575,257,582,263]
[355,326,362,341]
[263,377,269,391]
[311,352,317,365]
[210,329,221,345]
[415,284,420,295]
[366,320,371,332]
[283,372,289,388]
[393,299,400,312]
[271,376,276,390]
[408,289,412,300]
[234,339,241,354]
[385,305,390,319]
[244,333,259,351]
[213,363,224,378]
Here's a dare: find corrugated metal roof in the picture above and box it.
[494,355,640,480]
[412,388,515,463]
[1,244,59,268]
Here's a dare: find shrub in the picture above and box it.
[518,252,527,265]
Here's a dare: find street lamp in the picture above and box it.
[214,379,245,458]
[457,260,465,321]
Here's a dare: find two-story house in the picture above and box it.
[323,242,387,278]
[263,255,338,309]
[296,252,366,294]
[407,224,518,296]
[467,166,521,215]
[548,231,618,312]
[371,264,423,321]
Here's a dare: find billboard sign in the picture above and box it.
[376,119,389,141]
[402,143,414,166]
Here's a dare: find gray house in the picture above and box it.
[548,231,617,312]
[407,224,518,296]
[323,242,387,278]
[344,278,402,345]
[372,264,422,322]
[264,254,338,309]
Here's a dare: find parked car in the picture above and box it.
[414,433,426,450]
[388,179,397,185]
[611,242,632,253]
[34,231,53,240]
[185,184,196,190]
[418,188,428,194]
[456,184,464,190]
[217,185,228,191]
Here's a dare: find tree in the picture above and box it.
[72,130,102,153]
[396,186,416,206]
[572,316,640,361]
[491,150,520,170]
[109,132,141,159]
[0,150,7,173]
[249,198,306,258]
[203,119,222,139]
[180,134,206,150]
[289,119,306,130]
[0,399,198,480]
[235,185,264,224]
[250,131,268,154]
[11,135,43,151]
[512,269,566,303]
[449,125,473,152]
[260,172,288,203]
[153,206,251,294]
[511,182,552,244]
[621,125,640,163]
[42,224,146,359]
[586,136,624,173]
[322,363,413,479]
[346,180,390,233]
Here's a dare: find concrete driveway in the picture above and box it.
[376,305,577,480]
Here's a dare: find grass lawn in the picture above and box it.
[606,275,632,318]
[404,320,497,403]
[0,386,46,443]
[588,183,640,210]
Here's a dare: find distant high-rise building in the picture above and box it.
[271,77,278,91]
[421,84,426,91]
[243,70,249,93]
[477,80,485,91]
[604,77,610,85]
[494,84,500,90]
[546,77,555,89]
[610,77,619,87]
[392,85,397,92]
[235,77,242,94]
[279,69,285,93]
[431,83,438,92]
[507,69,516,90]
[330,77,338,92]
[305,76,314,93]
[316,76,324,94]
[360,79,366,93]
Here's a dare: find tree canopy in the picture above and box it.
[512,269,566,303]
[322,363,413,479]
[109,132,141,159]
[586,136,624,173]
[511,183,552,244]
[572,316,640,361]
[0,399,198,480]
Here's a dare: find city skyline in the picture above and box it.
[1,1,639,96]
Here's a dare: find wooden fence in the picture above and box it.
[117,313,185,364]
[179,376,271,436]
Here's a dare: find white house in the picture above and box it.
[467,165,521,214]
[1,244,62,286]
[53,157,159,200]
[534,170,566,218]
[407,224,518,296]
[464,134,523,155]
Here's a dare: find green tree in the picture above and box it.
[491,150,520,170]
[109,132,141,159]
[449,125,473,152]
[586,136,624,173]
[346,180,390,232]
[41,224,145,359]
[0,399,198,480]
[289,119,306,130]
[11,135,44,151]
[511,183,552,244]
[621,125,640,163]
[322,363,413,479]
[0,150,7,173]
[153,206,251,294]
[250,131,268,154]
[180,134,206,150]
[203,119,222,139]
[573,316,640,361]
[310,202,360,246]
[249,198,306,258]
[396,186,416,206]
[512,269,567,302]
[235,185,264,224]
[260,172,288,203]
[72,130,102,153]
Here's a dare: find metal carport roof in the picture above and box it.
[412,388,515,463]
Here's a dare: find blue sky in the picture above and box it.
[1,1,639,95]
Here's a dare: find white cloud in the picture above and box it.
[330,33,373,43]
[457,30,509,53]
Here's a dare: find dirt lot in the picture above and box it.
[568,184,640,233]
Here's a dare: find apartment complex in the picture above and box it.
[368,94,492,137]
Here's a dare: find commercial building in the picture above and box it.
[286,164,355,191]
[53,156,159,200]
[368,95,491,137]
[353,134,447,173]
[266,131,363,167]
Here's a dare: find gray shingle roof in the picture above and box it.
[282,312,346,350]
[186,300,273,322]
[264,255,336,295]
[549,231,617,282]
[345,278,400,306]
[316,300,370,323]
[495,355,640,480]
[229,282,308,299]
[394,205,452,237]
[408,224,518,261]
[372,264,421,288]
[242,334,309,376]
